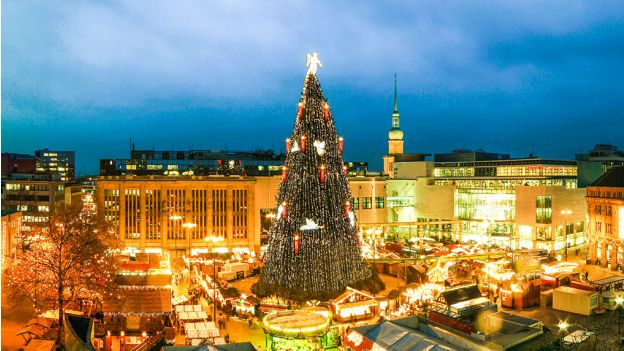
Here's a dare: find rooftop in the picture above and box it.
[590,166,624,187]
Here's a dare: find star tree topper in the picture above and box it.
[306,51,322,76]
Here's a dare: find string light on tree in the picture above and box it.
[253,51,370,301]
[285,138,291,153]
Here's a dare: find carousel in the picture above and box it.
[262,310,332,351]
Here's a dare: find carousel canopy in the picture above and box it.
[162,342,258,351]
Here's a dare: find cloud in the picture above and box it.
[2,0,624,174]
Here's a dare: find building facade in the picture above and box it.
[587,167,624,270]
[101,148,286,177]
[1,211,22,268]
[96,175,387,257]
[385,154,586,252]
[576,144,624,188]
[35,149,76,182]
[1,153,36,175]
[1,173,68,229]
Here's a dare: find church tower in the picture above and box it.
[388,75,404,155]
[383,76,404,177]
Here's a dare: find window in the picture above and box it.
[536,196,552,224]
[351,197,359,210]
[606,224,612,235]
[375,197,385,209]
[596,205,602,215]
[362,197,372,209]
[596,222,602,233]
[607,206,613,216]
[232,189,248,239]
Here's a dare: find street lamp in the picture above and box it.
[205,235,224,323]
[561,209,572,261]
[169,215,183,266]
[182,222,197,256]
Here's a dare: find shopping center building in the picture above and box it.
[386,151,586,252]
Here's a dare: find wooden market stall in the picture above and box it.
[331,287,379,322]
[552,286,599,316]
[500,281,541,310]
[103,288,171,332]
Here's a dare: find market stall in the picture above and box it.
[552,286,599,316]
[184,321,220,345]
[331,287,378,322]
[171,295,189,306]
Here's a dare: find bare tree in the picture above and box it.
[4,203,120,345]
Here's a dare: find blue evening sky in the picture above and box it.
[2,1,624,176]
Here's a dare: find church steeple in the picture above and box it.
[383,75,405,177]
[393,74,398,115]
[388,75,404,148]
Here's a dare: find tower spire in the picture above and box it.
[393,73,398,113]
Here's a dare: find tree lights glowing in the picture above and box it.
[4,203,120,344]
[252,63,370,301]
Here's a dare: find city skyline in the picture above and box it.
[3,1,624,176]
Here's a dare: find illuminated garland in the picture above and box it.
[118,285,172,290]
[104,312,171,317]
[255,71,370,301]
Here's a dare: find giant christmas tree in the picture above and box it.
[253,53,373,301]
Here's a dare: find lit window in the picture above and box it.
[362,197,372,209]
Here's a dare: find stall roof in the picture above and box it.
[351,320,456,351]
[438,285,482,306]
[554,286,597,296]
[117,273,171,286]
[24,340,56,351]
[590,275,624,286]
[17,325,46,338]
[103,289,172,314]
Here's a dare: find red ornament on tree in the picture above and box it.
[342,164,348,175]
[301,135,307,152]
[285,138,291,153]
[282,202,287,219]
[294,232,300,254]
[338,137,344,153]
[297,102,304,118]
[282,166,288,183]
[323,103,329,122]
[345,201,350,217]
[320,165,326,183]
